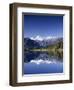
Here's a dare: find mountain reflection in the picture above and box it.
[24,51,63,63]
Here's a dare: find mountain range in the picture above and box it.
[24,36,63,50]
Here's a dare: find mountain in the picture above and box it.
[24,37,63,50]
[30,36,63,47]
[24,38,40,50]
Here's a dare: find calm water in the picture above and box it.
[24,51,63,74]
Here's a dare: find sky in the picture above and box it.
[24,14,63,38]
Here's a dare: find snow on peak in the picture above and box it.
[46,36,55,40]
[30,35,56,41]
[31,35,43,41]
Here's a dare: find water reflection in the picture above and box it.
[24,51,63,63]
[24,51,63,74]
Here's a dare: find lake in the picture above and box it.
[23,51,63,75]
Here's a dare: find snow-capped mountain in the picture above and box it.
[24,35,63,50]
[30,35,63,47]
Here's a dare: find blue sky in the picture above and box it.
[24,15,63,38]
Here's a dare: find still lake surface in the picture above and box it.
[24,51,63,74]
